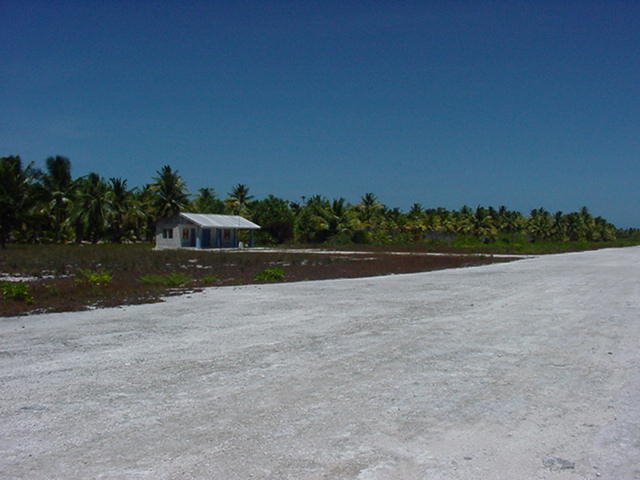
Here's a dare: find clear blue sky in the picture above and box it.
[1,1,638,226]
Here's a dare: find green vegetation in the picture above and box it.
[140,272,192,287]
[254,267,286,282]
[424,235,640,255]
[200,274,220,285]
[1,282,34,304]
[78,269,113,287]
[1,154,638,251]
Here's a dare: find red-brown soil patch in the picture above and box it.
[1,245,517,316]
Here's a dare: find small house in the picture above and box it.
[155,213,260,249]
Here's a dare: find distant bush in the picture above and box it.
[1,282,34,304]
[78,269,113,287]
[254,267,285,282]
[44,284,61,296]
[140,272,191,287]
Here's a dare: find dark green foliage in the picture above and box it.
[0,153,634,249]
[78,269,113,287]
[1,282,34,303]
[251,195,295,244]
[225,183,253,215]
[617,227,640,240]
[0,156,40,248]
[151,165,189,219]
[107,178,135,243]
[189,188,225,214]
[254,267,285,282]
[295,195,334,243]
[43,156,73,242]
[200,274,219,285]
[72,173,110,243]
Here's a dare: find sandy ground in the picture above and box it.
[1,247,639,480]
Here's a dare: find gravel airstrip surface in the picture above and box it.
[1,247,639,479]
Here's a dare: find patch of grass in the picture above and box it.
[140,272,192,287]
[44,284,61,296]
[254,267,286,282]
[78,269,113,287]
[1,282,34,304]
[200,274,219,285]
[318,236,640,255]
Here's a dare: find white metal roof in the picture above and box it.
[179,213,261,229]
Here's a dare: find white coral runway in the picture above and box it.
[1,247,639,479]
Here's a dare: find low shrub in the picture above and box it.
[44,284,61,296]
[1,282,34,304]
[200,274,219,285]
[78,269,113,287]
[254,267,285,282]
[140,272,192,287]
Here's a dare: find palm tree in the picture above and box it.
[225,183,253,215]
[295,195,332,243]
[474,206,498,242]
[527,208,553,241]
[454,206,475,235]
[579,206,599,241]
[133,184,157,241]
[190,187,224,214]
[594,216,616,241]
[329,197,352,236]
[107,177,135,243]
[403,204,426,241]
[151,165,189,219]
[0,156,40,248]
[71,173,110,243]
[357,193,383,224]
[495,205,510,234]
[566,212,586,241]
[43,156,73,242]
[408,203,423,218]
[551,211,568,241]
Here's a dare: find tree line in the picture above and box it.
[0,154,629,249]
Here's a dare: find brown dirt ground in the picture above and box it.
[1,251,516,317]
